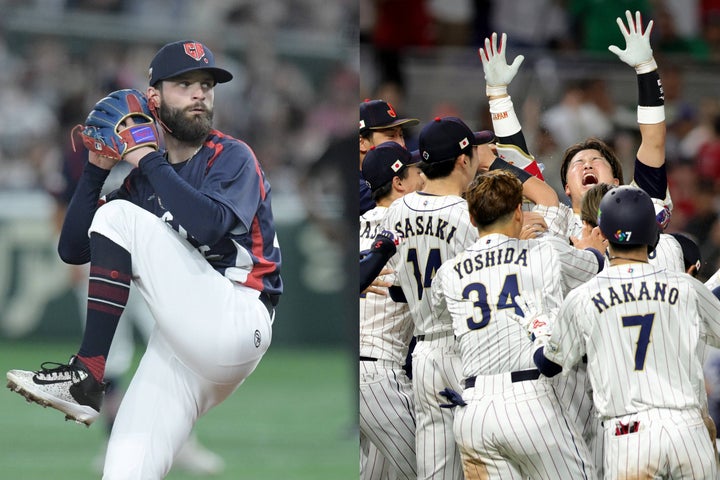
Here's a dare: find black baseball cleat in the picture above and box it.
[6,356,105,426]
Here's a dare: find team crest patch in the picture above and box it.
[183,42,206,61]
[391,159,403,172]
[254,329,262,348]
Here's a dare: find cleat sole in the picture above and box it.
[6,378,96,426]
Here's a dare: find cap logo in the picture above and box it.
[359,119,366,129]
[422,151,430,160]
[183,42,206,61]
[459,137,469,149]
[386,102,397,118]
[391,159,403,172]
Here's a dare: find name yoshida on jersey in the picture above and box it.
[104,130,282,296]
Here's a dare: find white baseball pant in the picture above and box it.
[91,200,272,479]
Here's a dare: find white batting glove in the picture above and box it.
[608,10,657,73]
[478,32,525,97]
[513,292,554,344]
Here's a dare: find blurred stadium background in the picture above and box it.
[0,0,358,478]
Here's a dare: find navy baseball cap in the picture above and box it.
[670,232,702,273]
[362,141,420,192]
[474,130,496,145]
[419,116,476,163]
[149,40,233,86]
[359,99,419,134]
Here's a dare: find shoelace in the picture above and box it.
[36,362,84,381]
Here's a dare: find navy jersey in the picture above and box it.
[105,130,282,299]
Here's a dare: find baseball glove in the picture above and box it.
[77,89,159,160]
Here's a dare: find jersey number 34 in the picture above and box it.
[462,275,521,330]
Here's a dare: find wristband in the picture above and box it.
[490,157,533,183]
[489,96,521,137]
[637,106,665,124]
[486,84,508,97]
[637,70,664,106]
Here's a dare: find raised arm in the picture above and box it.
[608,11,666,170]
[479,33,557,206]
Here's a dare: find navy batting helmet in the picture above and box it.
[598,186,659,252]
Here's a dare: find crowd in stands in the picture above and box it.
[0,0,358,217]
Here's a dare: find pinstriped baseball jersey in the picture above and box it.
[546,263,720,479]
[360,206,414,363]
[705,268,720,291]
[546,263,720,419]
[521,209,604,475]
[540,236,601,294]
[648,234,684,272]
[431,234,563,377]
[383,191,476,480]
[532,203,575,239]
[359,205,417,479]
[384,192,479,336]
[569,213,684,272]
[431,233,594,479]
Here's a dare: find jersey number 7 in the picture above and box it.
[622,313,655,371]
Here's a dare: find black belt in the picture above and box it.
[259,293,275,316]
[416,333,455,341]
[464,369,540,388]
[359,356,378,362]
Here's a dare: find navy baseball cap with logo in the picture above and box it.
[149,40,233,86]
[359,99,419,134]
[362,141,420,192]
[419,116,477,163]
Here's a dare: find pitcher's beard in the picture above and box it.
[159,105,214,144]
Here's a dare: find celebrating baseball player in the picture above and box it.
[359,99,419,215]
[359,141,425,479]
[382,116,480,479]
[481,13,678,251]
[535,186,720,479]
[6,40,281,478]
[431,170,594,479]
[383,110,572,478]
[479,13,686,476]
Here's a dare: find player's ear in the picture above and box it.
[359,135,371,156]
[515,204,523,222]
[146,87,160,109]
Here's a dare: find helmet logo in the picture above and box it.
[614,230,632,242]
